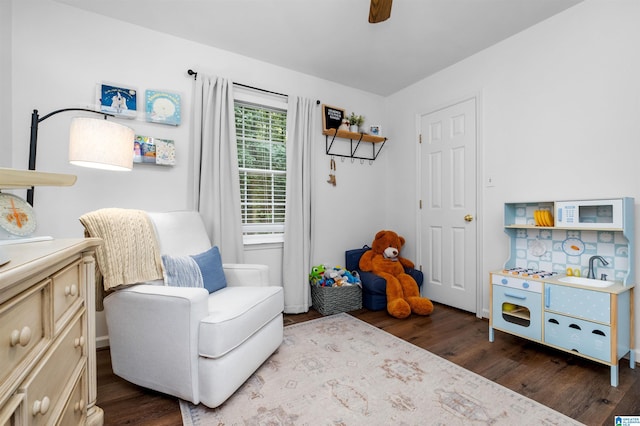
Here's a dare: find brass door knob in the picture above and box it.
[464,214,474,222]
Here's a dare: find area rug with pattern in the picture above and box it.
[180,313,583,425]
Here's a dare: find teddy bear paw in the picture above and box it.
[387,298,412,319]
[406,297,434,315]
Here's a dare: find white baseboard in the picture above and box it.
[96,335,110,349]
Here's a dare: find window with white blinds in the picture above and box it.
[234,95,287,241]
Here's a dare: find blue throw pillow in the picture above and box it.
[191,246,227,293]
[162,246,227,293]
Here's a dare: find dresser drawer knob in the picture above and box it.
[64,284,78,296]
[32,396,50,416]
[74,336,86,348]
[74,399,85,412]
[10,326,32,347]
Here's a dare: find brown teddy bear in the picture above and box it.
[359,230,434,319]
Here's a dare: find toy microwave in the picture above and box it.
[555,198,625,229]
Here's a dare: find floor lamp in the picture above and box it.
[27,108,134,205]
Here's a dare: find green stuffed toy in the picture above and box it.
[309,264,326,285]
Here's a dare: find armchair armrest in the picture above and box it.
[103,284,209,402]
[223,263,270,287]
[365,268,423,287]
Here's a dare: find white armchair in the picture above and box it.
[100,211,284,408]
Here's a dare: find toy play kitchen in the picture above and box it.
[489,198,635,387]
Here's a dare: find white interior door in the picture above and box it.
[419,98,477,313]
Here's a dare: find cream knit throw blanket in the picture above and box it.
[79,208,164,291]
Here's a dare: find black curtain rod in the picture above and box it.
[187,69,320,105]
[234,82,288,98]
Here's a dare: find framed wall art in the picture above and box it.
[145,90,181,126]
[97,83,137,119]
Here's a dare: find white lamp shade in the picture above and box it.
[68,117,134,171]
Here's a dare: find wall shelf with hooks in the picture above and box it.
[322,128,387,161]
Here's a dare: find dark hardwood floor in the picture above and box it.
[97,303,640,425]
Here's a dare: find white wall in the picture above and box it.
[10,0,389,342]
[1,0,12,167]
[387,0,640,328]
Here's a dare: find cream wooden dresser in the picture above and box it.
[0,238,103,425]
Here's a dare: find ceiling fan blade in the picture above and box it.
[369,0,392,23]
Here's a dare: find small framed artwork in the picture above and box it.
[145,90,181,126]
[134,135,176,166]
[97,83,137,119]
[322,104,346,132]
[370,125,382,136]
